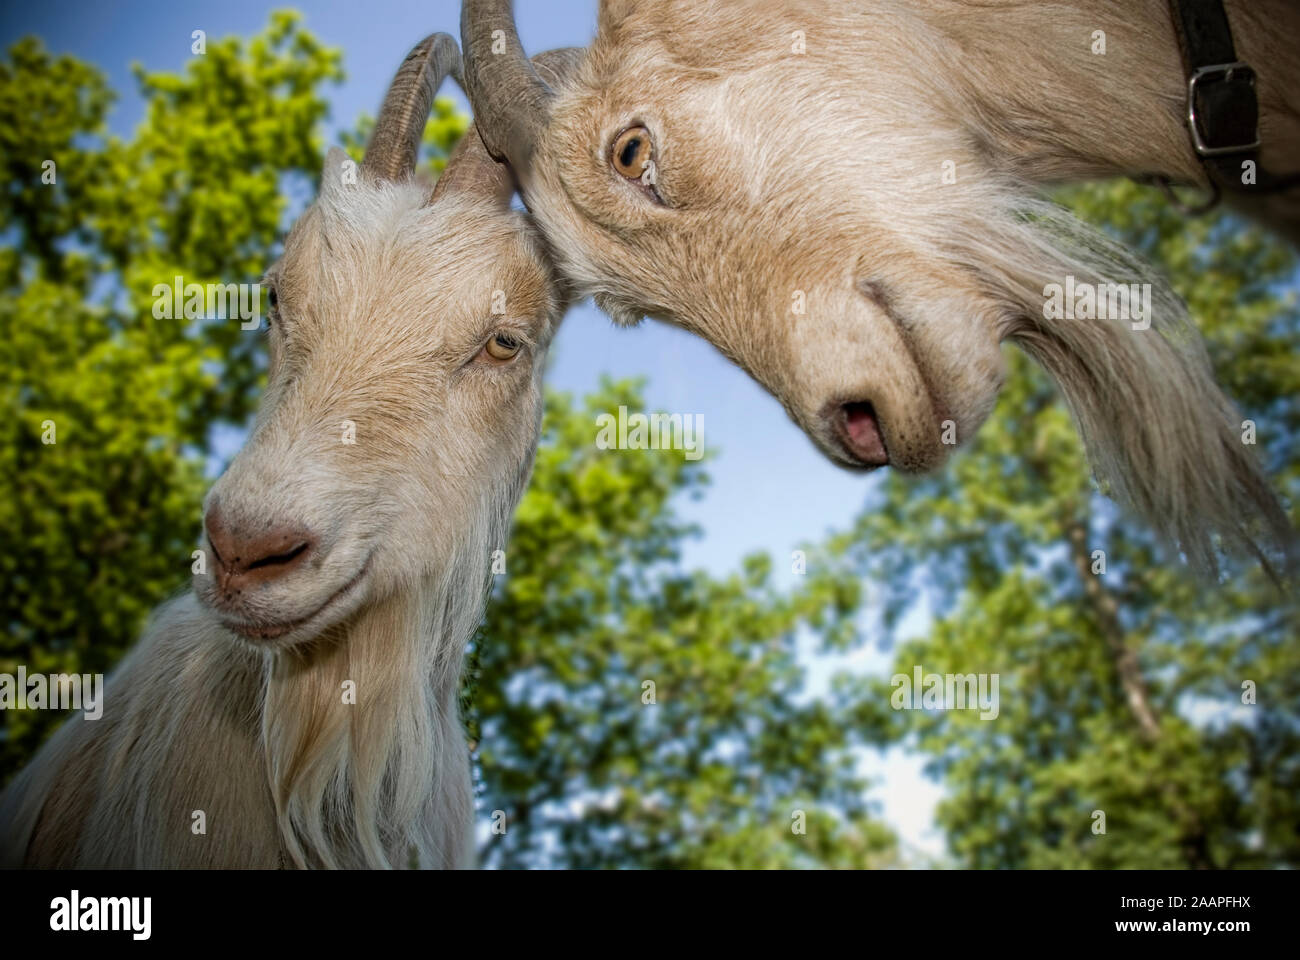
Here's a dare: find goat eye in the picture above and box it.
[264,285,279,328]
[611,126,653,180]
[483,333,521,361]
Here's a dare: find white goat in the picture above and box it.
[0,35,569,869]
[460,0,1298,576]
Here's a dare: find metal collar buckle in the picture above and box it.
[1187,62,1260,156]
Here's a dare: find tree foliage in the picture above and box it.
[3,14,1295,870]
[834,181,1300,868]
[1,15,340,772]
[473,380,894,868]
[0,14,894,868]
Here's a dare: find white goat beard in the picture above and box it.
[980,195,1292,576]
[263,502,508,870]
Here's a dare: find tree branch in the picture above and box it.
[1066,518,1161,740]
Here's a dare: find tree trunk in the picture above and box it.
[1066,519,1161,740]
[1066,514,1212,868]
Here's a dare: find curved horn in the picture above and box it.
[433,48,584,205]
[460,0,555,173]
[362,33,462,183]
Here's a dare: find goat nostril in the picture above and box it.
[246,541,311,571]
[843,401,876,425]
[203,508,316,587]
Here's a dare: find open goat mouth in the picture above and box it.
[827,400,890,468]
[217,555,373,642]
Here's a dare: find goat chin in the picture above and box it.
[974,196,1295,579]
[0,530,497,869]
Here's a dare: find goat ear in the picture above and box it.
[593,291,645,327]
[319,147,358,201]
[431,128,513,207]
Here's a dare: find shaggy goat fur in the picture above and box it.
[464,0,1298,576]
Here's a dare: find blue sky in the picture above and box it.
[0,0,943,858]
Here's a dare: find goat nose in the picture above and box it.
[204,503,316,594]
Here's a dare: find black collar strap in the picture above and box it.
[1150,0,1300,213]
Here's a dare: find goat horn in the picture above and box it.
[460,0,555,174]
[362,33,462,183]
[434,48,584,205]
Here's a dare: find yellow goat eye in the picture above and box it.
[484,333,522,361]
[611,126,653,180]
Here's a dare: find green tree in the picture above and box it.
[0,14,483,780]
[473,379,896,868]
[835,181,1300,868]
[1,16,895,871]
[12,13,1289,872]
[0,14,345,776]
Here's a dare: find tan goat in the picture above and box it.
[461,0,1298,576]
[0,36,569,868]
